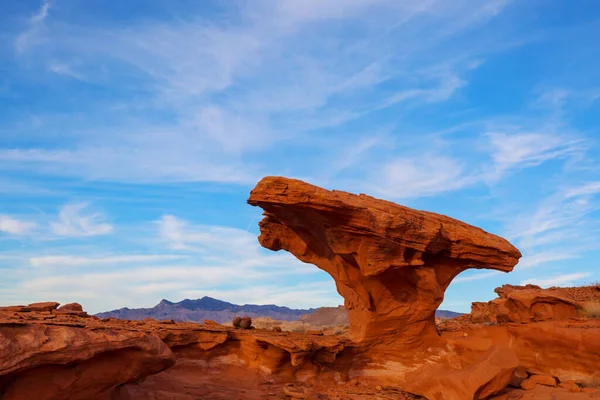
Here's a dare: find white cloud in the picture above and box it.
[521,272,592,287]
[47,61,88,81]
[0,215,37,235]
[517,252,580,270]
[372,155,474,198]
[453,270,504,283]
[565,182,600,198]
[158,215,259,255]
[50,203,113,237]
[2,0,516,186]
[486,131,582,181]
[15,0,52,53]
[29,254,184,267]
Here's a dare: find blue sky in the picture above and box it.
[1,0,599,314]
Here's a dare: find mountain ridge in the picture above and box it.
[95,296,463,324]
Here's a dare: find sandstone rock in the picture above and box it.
[203,319,221,326]
[21,302,60,312]
[529,374,556,387]
[509,366,528,387]
[520,379,536,390]
[559,380,582,393]
[471,284,599,325]
[57,302,83,312]
[405,346,519,400]
[240,316,252,329]
[248,176,521,348]
[306,330,323,335]
[283,384,308,399]
[0,320,174,400]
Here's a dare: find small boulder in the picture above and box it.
[232,316,242,328]
[272,326,283,333]
[520,379,536,390]
[240,316,252,329]
[529,374,557,387]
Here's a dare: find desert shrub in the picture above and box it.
[232,316,242,328]
[583,300,600,318]
[240,316,252,329]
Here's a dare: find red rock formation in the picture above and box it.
[247,176,521,349]
[0,306,174,400]
[470,284,598,324]
[443,319,600,387]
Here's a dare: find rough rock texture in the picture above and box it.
[248,176,521,348]
[442,319,600,387]
[0,305,358,400]
[404,346,519,400]
[0,307,174,400]
[471,284,599,324]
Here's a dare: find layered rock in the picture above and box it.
[247,176,521,349]
[471,284,599,324]
[0,304,174,400]
[0,303,350,400]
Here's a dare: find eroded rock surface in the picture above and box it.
[471,284,600,324]
[248,176,521,348]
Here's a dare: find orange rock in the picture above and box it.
[57,302,83,312]
[520,379,537,390]
[470,283,599,325]
[21,302,60,312]
[529,374,557,387]
[203,319,221,326]
[248,176,521,348]
[306,330,323,335]
[509,366,529,387]
[0,319,174,400]
[559,380,582,393]
[404,346,519,400]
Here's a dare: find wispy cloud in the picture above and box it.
[454,270,505,283]
[0,215,37,235]
[3,215,329,312]
[29,254,184,267]
[372,155,474,199]
[485,131,583,182]
[565,181,600,198]
[50,203,113,237]
[521,272,592,287]
[15,0,52,53]
[1,0,517,186]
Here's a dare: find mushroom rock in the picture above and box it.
[247,176,521,350]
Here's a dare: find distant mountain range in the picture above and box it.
[95,297,317,323]
[96,296,463,324]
